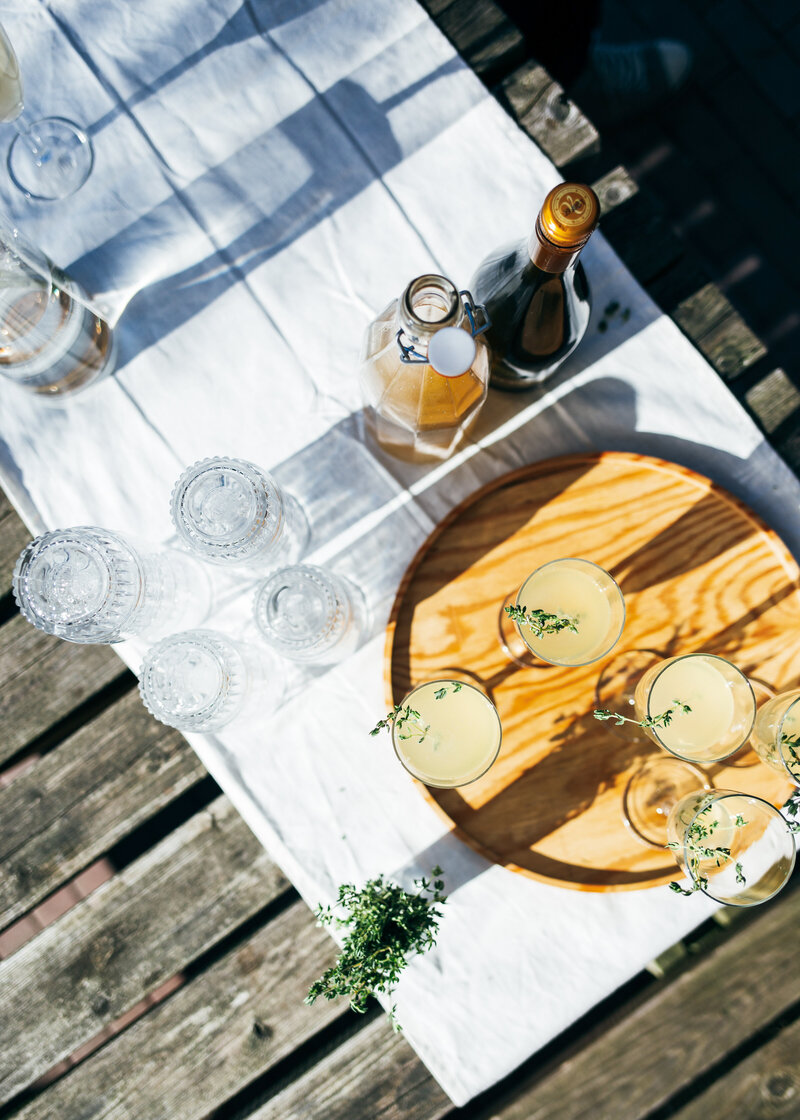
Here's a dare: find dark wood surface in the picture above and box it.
[2,2,800,1118]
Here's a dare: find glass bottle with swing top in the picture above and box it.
[359,273,491,463]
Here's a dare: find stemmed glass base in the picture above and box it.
[594,648,663,742]
[623,755,711,848]
[8,117,93,200]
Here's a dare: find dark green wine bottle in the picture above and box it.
[470,182,599,391]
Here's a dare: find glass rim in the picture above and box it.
[13,526,140,636]
[171,456,283,556]
[647,652,756,762]
[514,556,626,667]
[253,564,347,652]
[391,677,502,789]
[684,789,796,906]
[140,629,238,728]
[402,273,460,332]
[777,693,800,781]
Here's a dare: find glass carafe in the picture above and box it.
[0,220,115,397]
[359,274,490,463]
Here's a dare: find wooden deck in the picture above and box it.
[2,3,800,1118]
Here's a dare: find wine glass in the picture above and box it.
[750,688,800,785]
[499,557,625,669]
[386,676,502,788]
[0,20,93,200]
[666,789,795,906]
[616,653,756,847]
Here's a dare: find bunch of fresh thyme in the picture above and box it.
[667,808,748,895]
[504,604,578,639]
[305,868,446,1029]
[593,699,692,731]
[370,682,462,744]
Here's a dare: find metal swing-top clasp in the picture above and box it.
[396,289,491,363]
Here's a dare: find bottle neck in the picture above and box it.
[399,274,464,340]
[527,215,587,274]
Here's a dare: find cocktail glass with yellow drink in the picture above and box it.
[750,688,800,785]
[666,789,795,906]
[635,653,756,764]
[373,677,502,788]
[499,557,625,669]
[598,653,757,847]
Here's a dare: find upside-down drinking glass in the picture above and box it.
[13,527,211,643]
[170,457,309,571]
[253,564,368,664]
[138,629,282,733]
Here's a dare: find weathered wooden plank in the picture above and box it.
[0,489,29,598]
[425,0,526,85]
[645,255,715,321]
[599,190,686,287]
[673,283,767,382]
[501,60,600,167]
[0,612,125,766]
[0,689,207,929]
[591,165,638,216]
[245,1017,450,1120]
[467,886,800,1120]
[10,900,340,1120]
[669,1013,800,1119]
[746,368,800,435]
[0,796,289,1106]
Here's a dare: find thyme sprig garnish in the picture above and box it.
[305,868,446,1029]
[780,732,800,829]
[666,806,748,895]
[370,683,463,744]
[771,732,800,831]
[504,604,578,638]
[780,731,800,781]
[593,699,692,731]
[783,789,800,831]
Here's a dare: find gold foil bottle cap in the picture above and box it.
[538,183,599,249]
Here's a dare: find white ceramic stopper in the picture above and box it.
[427,327,476,377]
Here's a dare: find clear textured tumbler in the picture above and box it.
[170,457,309,570]
[253,564,367,664]
[138,629,282,733]
[13,527,211,643]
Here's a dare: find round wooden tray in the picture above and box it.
[384,452,800,892]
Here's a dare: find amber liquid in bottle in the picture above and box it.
[360,276,489,463]
[471,183,599,391]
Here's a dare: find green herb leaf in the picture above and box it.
[593,699,691,732]
[504,604,578,638]
[666,803,749,899]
